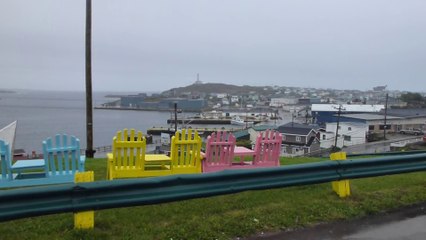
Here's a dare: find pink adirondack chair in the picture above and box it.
[202,131,236,173]
[253,130,282,167]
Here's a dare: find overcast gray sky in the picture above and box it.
[1,0,425,92]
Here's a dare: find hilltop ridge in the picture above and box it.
[161,83,274,95]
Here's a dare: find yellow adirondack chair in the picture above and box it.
[107,129,171,180]
[170,129,203,174]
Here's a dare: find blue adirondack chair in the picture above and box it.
[1,120,45,184]
[1,140,45,181]
[0,134,85,188]
[0,139,13,181]
[42,134,85,181]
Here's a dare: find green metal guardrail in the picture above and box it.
[347,150,426,157]
[1,153,426,222]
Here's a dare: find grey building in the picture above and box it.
[277,122,320,157]
[339,110,426,134]
[120,94,146,108]
[120,96,207,112]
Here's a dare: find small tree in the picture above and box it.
[400,92,426,108]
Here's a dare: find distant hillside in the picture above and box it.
[162,83,273,95]
[0,90,16,94]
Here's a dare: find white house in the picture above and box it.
[320,122,368,148]
[215,93,227,99]
[231,96,239,103]
[270,98,298,107]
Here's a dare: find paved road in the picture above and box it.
[343,215,426,240]
[244,203,426,240]
[341,134,422,155]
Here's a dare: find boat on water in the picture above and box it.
[230,116,253,127]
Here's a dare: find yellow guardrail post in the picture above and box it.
[330,152,351,198]
[74,171,95,229]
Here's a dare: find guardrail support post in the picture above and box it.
[74,171,94,229]
[330,152,351,198]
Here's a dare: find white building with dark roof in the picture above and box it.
[319,122,368,149]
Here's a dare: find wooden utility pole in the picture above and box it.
[384,93,389,140]
[85,0,95,157]
[174,103,178,133]
[334,105,344,149]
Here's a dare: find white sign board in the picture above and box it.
[160,133,170,145]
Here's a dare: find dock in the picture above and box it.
[147,126,247,136]
[167,118,231,124]
[166,118,262,125]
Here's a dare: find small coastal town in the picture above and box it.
[99,81,402,114]
[1,1,426,238]
[96,81,426,157]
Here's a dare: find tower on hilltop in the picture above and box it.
[194,73,203,85]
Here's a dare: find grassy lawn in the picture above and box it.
[0,156,425,240]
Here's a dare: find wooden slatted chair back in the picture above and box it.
[43,134,84,176]
[203,131,236,172]
[0,140,12,180]
[112,129,145,171]
[253,130,282,166]
[170,129,202,174]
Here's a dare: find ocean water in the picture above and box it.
[0,90,170,155]
[0,90,291,157]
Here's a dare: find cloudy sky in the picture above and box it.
[1,0,425,92]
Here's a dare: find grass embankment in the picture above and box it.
[0,156,425,240]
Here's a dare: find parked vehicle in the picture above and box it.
[399,128,424,135]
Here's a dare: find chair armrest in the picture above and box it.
[11,159,45,170]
